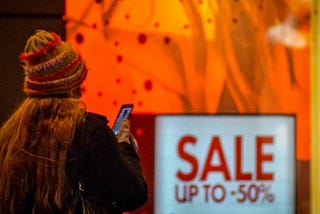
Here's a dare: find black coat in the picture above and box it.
[66,112,148,213]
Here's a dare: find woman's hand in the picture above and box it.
[117,119,138,151]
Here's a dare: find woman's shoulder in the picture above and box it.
[85,112,110,132]
[84,112,116,143]
[86,112,109,124]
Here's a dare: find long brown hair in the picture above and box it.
[0,97,84,213]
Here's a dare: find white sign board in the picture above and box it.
[155,115,295,214]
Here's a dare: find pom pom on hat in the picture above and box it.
[20,30,87,97]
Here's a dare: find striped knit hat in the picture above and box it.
[20,30,87,97]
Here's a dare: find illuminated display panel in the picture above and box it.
[154,114,295,214]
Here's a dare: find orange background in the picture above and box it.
[65,0,310,160]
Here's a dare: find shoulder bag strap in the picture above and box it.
[76,115,86,193]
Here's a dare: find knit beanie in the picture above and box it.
[20,30,87,97]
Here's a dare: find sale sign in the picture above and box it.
[154,115,295,214]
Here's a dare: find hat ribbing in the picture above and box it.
[20,30,87,97]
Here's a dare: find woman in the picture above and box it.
[0,30,148,213]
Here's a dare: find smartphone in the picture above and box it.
[112,104,134,135]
